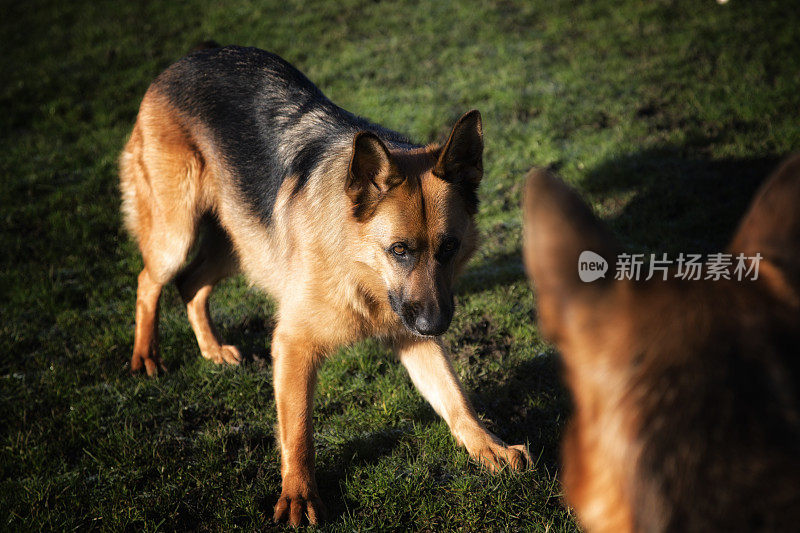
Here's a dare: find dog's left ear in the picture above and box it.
[434,110,483,212]
[523,169,621,343]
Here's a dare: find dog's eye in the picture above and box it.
[438,237,461,260]
[390,243,408,257]
[442,238,459,253]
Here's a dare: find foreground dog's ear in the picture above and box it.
[346,132,404,219]
[728,154,800,295]
[523,169,621,340]
[434,110,483,212]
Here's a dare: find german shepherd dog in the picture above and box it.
[120,45,529,526]
[523,157,800,531]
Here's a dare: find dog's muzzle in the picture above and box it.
[388,292,454,337]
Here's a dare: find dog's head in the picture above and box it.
[346,110,483,336]
[523,158,800,531]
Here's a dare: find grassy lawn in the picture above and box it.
[2,0,798,530]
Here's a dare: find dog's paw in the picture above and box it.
[471,441,532,473]
[217,344,242,365]
[202,344,242,366]
[130,352,166,377]
[273,491,326,527]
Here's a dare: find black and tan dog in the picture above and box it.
[523,158,800,531]
[120,45,529,526]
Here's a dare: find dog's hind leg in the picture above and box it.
[131,267,167,376]
[127,203,198,376]
[120,96,206,375]
[127,218,197,376]
[175,219,241,365]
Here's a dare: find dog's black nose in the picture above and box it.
[391,294,454,337]
[413,305,452,336]
[414,315,445,336]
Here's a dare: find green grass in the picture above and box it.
[2,0,798,530]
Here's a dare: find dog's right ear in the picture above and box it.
[346,132,403,220]
[523,169,621,341]
[728,155,800,298]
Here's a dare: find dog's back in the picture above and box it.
[149,46,414,222]
[523,157,800,531]
[119,46,421,319]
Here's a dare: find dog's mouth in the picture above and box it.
[388,292,453,337]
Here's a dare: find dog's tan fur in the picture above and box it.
[121,69,530,524]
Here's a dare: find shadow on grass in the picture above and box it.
[468,352,570,472]
[458,147,782,298]
[315,424,421,519]
[582,147,781,253]
[458,251,527,296]
[224,313,275,367]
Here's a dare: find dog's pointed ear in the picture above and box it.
[346,131,403,219]
[728,155,800,295]
[523,169,621,341]
[433,110,483,212]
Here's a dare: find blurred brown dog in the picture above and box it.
[523,157,800,531]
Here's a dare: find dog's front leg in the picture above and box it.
[271,328,325,526]
[396,337,531,472]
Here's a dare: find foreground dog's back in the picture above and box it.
[523,157,800,531]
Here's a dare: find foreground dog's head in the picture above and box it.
[523,157,800,531]
[346,111,483,336]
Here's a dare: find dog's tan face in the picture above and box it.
[522,158,800,532]
[346,111,483,336]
